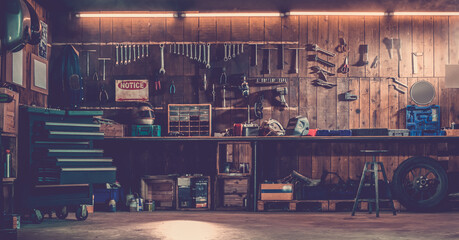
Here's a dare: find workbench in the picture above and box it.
[98,136,459,211]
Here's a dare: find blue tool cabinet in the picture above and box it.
[406,105,445,136]
[18,106,116,222]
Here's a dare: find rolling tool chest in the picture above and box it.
[18,106,116,222]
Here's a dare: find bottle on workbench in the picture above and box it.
[4,149,11,178]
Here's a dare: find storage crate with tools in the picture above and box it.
[406,105,445,136]
[217,142,252,176]
[140,175,176,210]
[168,104,211,136]
[176,176,211,210]
[214,176,250,210]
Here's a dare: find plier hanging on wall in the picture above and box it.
[170,80,176,95]
[154,75,161,91]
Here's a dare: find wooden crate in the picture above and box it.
[215,176,250,210]
[100,123,124,137]
[140,175,176,210]
[0,88,18,134]
[216,142,252,176]
[168,104,211,137]
[176,176,211,210]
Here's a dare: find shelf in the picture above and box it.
[1,133,17,138]
[2,178,16,183]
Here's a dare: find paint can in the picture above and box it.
[108,199,116,212]
[145,200,155,211]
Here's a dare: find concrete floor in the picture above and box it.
[18,211,459,240]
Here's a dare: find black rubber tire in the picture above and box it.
[56,206,68,220]
[392,156,448,212]
[31,209,44,224]
[75,205,88,221]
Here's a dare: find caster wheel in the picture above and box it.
[75,205,88,221]
[56,206,69,219]
[31,209,44,224]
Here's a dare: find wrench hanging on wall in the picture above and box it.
[159,44,166,74]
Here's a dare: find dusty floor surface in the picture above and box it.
[17,211,459,240]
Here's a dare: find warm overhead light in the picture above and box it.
[75,12,176,18]
[393,12,459,16]
[181,12,284,17]
[287,12,386,16]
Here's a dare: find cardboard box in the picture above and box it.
[445,129,459,136]
[260,184,293,200]
[0,88,18,134]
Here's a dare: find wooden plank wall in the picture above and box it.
[57,15,459,182]
[2,0,50,107]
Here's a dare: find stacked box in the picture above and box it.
[260,184,293,200]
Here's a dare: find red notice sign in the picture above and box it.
[115,79,149,102]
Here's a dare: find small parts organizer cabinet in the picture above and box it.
[215,142,252,210]
[19,106,116,221]
[168,104,211,137]
[176,176,211,210]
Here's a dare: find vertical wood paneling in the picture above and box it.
[433,16,449,77]
[299,78,317,128]
[348,78,360,129]
[217,18,231,42]
[307,16,319,78]
[364,16,380,77]
[337,17,349,78]
[298,16,308,77]
[199,17,217,42]
[331,143,349,183]
[423,16,434,77]
[248,17,264,78]
[81,18,100,43]
[183,18,198,76]
[379,16,398,77]
[317,78,337,129]
[336,78,349,130]
[412,17,424,77]
[231,17,250,41]
[112,18,132,42]
[398,16,412,78]
[348,16,364,77]
[379,77,389,128]
[369,78,381,128]
[397,78,408,129]
[359,78,370,128]
[281,16,299,76]
[328,16,339,74]
[450,16,459,64]
[132,18,150,42]
[298,143,312,177]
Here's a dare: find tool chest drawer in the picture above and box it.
[42,122,101,132]
[34,141,91,149]
[53,157,114,167]
[45,149,105,157]
[37,167,117,184]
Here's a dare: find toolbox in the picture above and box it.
[351,128,389,136]
[316,130,352,136]
[131,124,161,137]
[406,105,442,136]
[388,129,410,136]
[260,183,293,200]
